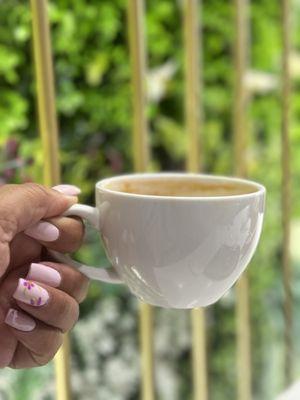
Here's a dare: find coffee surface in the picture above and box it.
[106,178,257,197]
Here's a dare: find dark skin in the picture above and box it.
[0,183,89,368]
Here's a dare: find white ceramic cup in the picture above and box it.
[51,173,266,309]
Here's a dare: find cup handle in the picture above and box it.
[48,204,122,284]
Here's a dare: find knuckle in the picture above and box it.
[63,306,79,332]
[9,358,22,369]
[70,273,89,303]
[71,301,80,321]
[22,183,49,203]
[45,334,63,361]
[56,296,72,318]
[33,331,63,366]
[56,296,79,331]
[0,214,16,242]
[22,182,47,195]
[20,328,63,368]
[36,328,59,351]
[69,304,80,330]
[8,360,18,369]
[22,183,49,216]
[0,186,18,239]
[32,355,50,367]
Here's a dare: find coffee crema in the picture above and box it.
[106,178,257,197]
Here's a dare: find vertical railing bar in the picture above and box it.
[55,337,72,400]
[233,0,248,178]
[281,0,292,385]
[127,1,154,400]
[236,277,251,400]
[127,0,149,172]
[183,1,208,399]
[233,1,252,400]
[30,0,60,185]
[185,0,202,173]
[139,304,154,400]
[191,310,207,400]
[30,1,72,399]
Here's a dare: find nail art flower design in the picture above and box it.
[23,280,35,290]
[22,280,43,306]
[34,297,42,306]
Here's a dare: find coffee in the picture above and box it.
[106,177,257,197]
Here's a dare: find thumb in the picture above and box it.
[0,183,78,242]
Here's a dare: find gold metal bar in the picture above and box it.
[30,0,60,186]
[184,0,202,173]
[233,0,248,179]
[235,276,251,400]
[55,336,72,400]
[139,303,154,400]
[281,0,293,384]
[233,1,251,399]
[30,1,72,399]
[128,0,149,172]
[183,1,208,399]
[191,309,207,400]
[127,2,154,400]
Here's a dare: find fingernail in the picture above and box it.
[5,308,36,332]
[13,279,49,307]
[25,221,59,242]
[27,263,61,288]
[52,184,81,196]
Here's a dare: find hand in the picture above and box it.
[0,183,89,368]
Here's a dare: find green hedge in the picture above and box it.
[1,1,300,399]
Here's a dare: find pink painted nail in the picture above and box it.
[5,308,36,332]
[13,279,49,307]
[24,221,59,242]
[27,263,61,288]
[52,184,81,196]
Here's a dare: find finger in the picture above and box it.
[0,316,17,368]
[0,267,33,368]
[9,233,42,269]
[13,279,79,332]
[5,309,63,368]
[0,183,78,237]
[31,216,85,253]
[0,183,78,276]
[0,265,29,310]
[26,262,90,303]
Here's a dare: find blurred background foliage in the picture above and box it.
[1,0,300,399]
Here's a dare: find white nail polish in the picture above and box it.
[52,184,81,196]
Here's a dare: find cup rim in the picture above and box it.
[96,172,266,201]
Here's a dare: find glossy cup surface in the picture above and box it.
[95,173,265,308]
